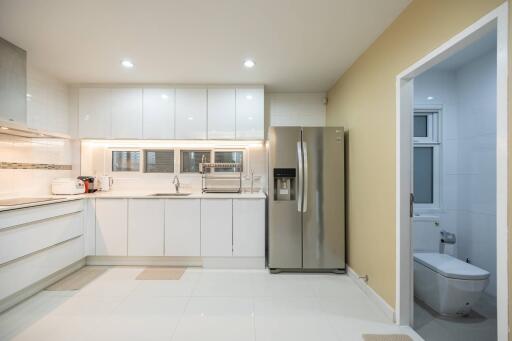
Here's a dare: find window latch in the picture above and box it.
[409,193,414,218]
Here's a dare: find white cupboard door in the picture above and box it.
[111,88,143,139]
[175,88,207,139]
[79,88,112,138]
[143,88,175,139]
[164,199,200,256]
[207,88,235,139]
[236,88,264,139]
[233,199,265,257]
[95,199,128,256]
[200,199,232,257]
[128,199,164,256]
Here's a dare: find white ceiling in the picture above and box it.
[0,0,410,92]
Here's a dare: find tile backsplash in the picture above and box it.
[0,135,79,197]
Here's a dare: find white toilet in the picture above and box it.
[414,252,490,316]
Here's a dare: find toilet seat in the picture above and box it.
[414,252,490,280]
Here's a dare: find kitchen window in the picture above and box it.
[112,151,140,172]
[213,150,243,172]
[180,150,211,173]
[413,109,440,209]
[144,150,174,173]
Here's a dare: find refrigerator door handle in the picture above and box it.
[303,142,308,213]
[297,141,303,212]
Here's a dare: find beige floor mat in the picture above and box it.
[136,267,185,280]
[362,335,413,341]
[46,266,108,291]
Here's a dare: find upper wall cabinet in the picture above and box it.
[236,88,264,139]
[175,88,207,139]
[0,38,26,124]
[79,88,112,138]
[111,88,143,139]
[208,88,236,139]
[143,88,175,139]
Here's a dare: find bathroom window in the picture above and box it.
[213,150,243,172]
[180,150,211,173]
[144,150,174,173]
[413,109,440,209]
[414,111,439,144]
[112,151,140,172]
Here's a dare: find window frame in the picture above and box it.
[179,149,212,174]
[110,150,141,173]
[212,149,245,173]
[143,149,175,174]
[413,107,441,211]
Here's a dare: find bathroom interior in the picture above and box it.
[411,28,497,340]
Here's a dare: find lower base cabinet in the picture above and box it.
[164,199,200,256]
[128,199,164,256]
[233,199,265,257]
[95,199,128,256]
[201,199,233,256]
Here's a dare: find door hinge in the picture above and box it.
[409,193,414,218]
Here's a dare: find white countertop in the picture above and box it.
[0,191,267,212]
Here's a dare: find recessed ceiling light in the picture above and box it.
[0,127,8,130]
[427,96,434,100]
[243,59,255,68]
[121,59,135,69]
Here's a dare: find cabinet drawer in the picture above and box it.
[0,212,83,265]
[0,200,83,230]
[0,236,84,302]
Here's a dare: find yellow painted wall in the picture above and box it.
[326,0,504,308]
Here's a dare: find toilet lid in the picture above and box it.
[414,252,490,280]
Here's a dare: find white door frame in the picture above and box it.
[395,2,508,339]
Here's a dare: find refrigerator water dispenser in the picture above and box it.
[273,168,296,201]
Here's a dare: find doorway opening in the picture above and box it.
[396,3,508,341]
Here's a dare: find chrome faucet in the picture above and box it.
[172,175,181,193]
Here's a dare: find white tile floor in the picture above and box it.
[414,295,497,341]
[0,267,422,341]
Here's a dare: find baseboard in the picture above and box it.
[86,256,203,267]
[347,265,395,322]
[202,257,265,269]
[0,258,86,314]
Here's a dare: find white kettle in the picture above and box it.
[98,176,114,191]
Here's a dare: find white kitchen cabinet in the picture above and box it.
[175,88,207,139]
[201,199,233,256]
[236,88,264,139]
[143,88,175,139]
[79,88,112,138]
[128,199,164,256]
[233,199,265,257]
[111,88,143,138]
[95,199,128,256]
[164,199,200,256]
[208,88,236,139]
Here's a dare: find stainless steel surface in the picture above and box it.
[147,193,191,197]
[0,197,61,206]
[172,175,181,193]
[302,127,345,270]
[268,127,303,269]
[302,141,308,213]
[268,126,345,272]
[296,141,303,213]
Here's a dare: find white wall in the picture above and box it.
[413,49,497,296]
[268,93,326,127]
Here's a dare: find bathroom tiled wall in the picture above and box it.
[414,48,497,296]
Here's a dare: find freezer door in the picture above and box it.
[268,127,303,269]
[301,127,345,270]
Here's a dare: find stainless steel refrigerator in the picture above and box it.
[268,127,345,273]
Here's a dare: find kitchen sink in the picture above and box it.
[147,193,192,197]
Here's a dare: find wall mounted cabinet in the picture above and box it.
[175,88,207,139]
[78,86,263,140]
[79,88,112,138]
[208,88,236,139]
[143,88,175,139]
[111,88,143,139]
